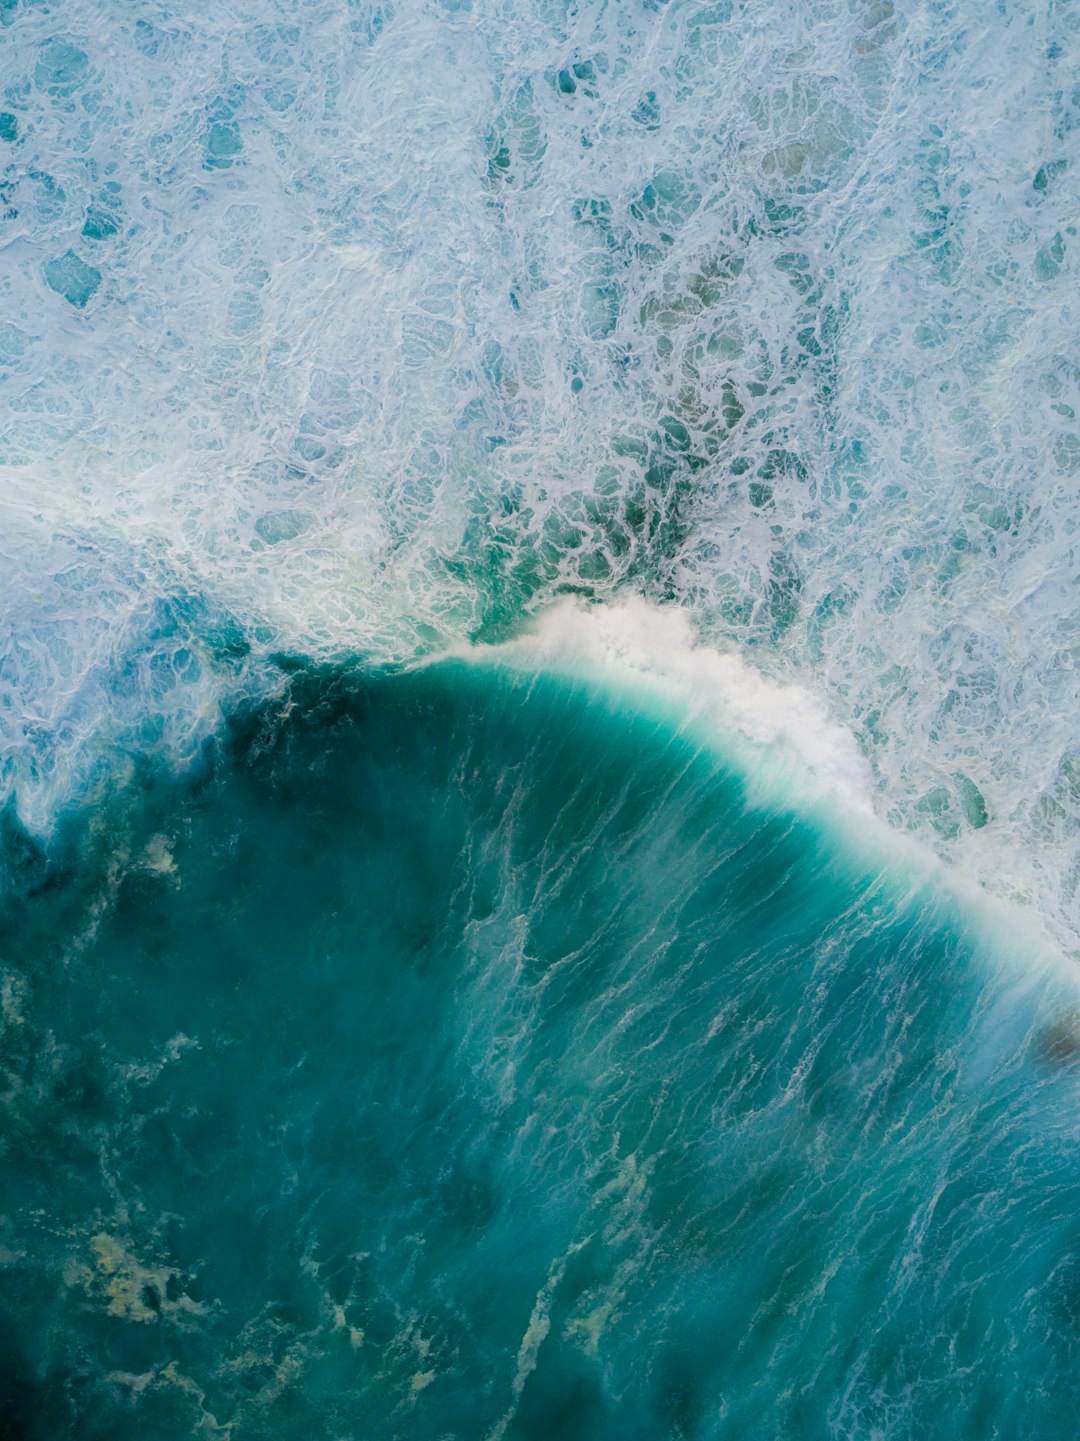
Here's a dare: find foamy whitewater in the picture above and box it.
[1,0,1078,945]
[4,3,1080,1438]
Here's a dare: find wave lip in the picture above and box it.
[449,597,1067,974]
[490,597,875,812]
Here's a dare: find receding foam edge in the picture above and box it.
[430,596,1070,984]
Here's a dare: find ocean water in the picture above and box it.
[1,0,1079,943]
[3,0,1080,1435]
[3,654,1080,1440]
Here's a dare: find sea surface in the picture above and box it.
[2,0,1080,1436]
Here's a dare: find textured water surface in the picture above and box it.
[2,0,1080,1435]
[0,0,1078,939]
[2,660,1079,1440]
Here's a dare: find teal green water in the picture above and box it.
[2,659,1079,1439]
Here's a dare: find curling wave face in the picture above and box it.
[2,659,1080,1439]
[0,3,1078,921]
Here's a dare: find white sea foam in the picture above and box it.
[482,596,876,815]
[0,0,1078,954]
[456,596,1068,972]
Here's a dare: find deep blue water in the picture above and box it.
[2,658,1079,1439]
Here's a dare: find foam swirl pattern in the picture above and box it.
[1,0,1079,941]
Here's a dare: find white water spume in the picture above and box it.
[458,597,1068,973]
[484,596,876,815]
[0,0,1078,953]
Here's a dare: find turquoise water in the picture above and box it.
[1,0,1079,938]
[3,0,1080,1433]
[2,657,1079,1438]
